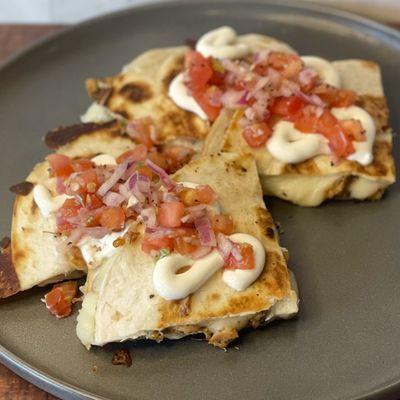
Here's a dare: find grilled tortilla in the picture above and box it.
[76,153,298,349]
[201,59,395,206]
[0,121,137,298]
[83,34,294,149]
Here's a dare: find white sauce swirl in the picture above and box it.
[267,106,375,165]
[267,120,330,164]
[196,26,250,59]
[301,56,341,87]
[33,185,72,217]
[222,233,266,291]
[152,233,265,300]
[168,73,207,120]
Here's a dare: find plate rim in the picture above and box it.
[0,1,399,399]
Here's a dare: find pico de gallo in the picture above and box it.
[183,50,366,160]
[44,281,78,318]
[47,147,254,268]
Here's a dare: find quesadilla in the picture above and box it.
[76,152,298,349]
[104,25,392,207]
[0,121,137,298]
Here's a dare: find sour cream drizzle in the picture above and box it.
[153,233,265,300]
[168,73,208,120]
[33,185,72,217]
[301,56,341,87]
[196,26,250,59]
[267,106,376,165]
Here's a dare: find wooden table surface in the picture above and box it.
[1,20,400,400]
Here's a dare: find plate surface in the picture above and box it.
[0,1,399,399]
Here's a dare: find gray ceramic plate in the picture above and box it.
[0,1,399,399]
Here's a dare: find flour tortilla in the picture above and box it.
[0,121,137,298]
[76,153,298,349]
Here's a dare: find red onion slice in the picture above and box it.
[145,159,175,191]
[194,217,216,247]
[97,160,128,197]
[216,233,234,261]
[190,246,212,260]
[103,191,125,207]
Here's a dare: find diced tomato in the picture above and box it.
[116,145,148,164]
[148,150,168,171]
[192,90,222,121]
[268,52,302,79]
[56,198,80,232]
[141,234,174,254]
[270,96,305,119]
[67,169,99,195]
[294,111,320,133]
[44,281,78,318]
[317,110,354,158]
[195,185,217,204]
[313,85,357,108]
[163,145,195,173]
[137,166,154,180]
[47,154,73,178]
[84,193,103,210]
[72,158,93,172]
[127,118,155,149]
[99,207,126,230]
[173,236,201,257]
[224,243,255,270]
[185,51,213,90]
[242,122,272,148]
[339,119,365,142]
[178,185,217,206]
[158,201,185,228]
[211,214,234,235]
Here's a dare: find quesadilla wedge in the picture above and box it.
[82,31,294,153]
[203,58,395,206]
[76,153,299,349]
[0,121,140,298]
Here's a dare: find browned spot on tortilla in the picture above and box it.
[0,248,20,299]
[114,109,130,120]
[255,207,275,232]
[356,95,388,131]
[266,227,275,239]
[210,292,220,301]
[112,310,123,322]
[30,201,38,215]
[179,296,191,317]
[119,82,153,103]
[162,55,185,91]
[67,246,86,270]
[45,120,118,149]
[9,181,33,196]
[209,329,238,349]
[111,349,132,367]
[284,157,321,175]
[85,78,113,105]
[360,60,379,71]
[0,237,11,251]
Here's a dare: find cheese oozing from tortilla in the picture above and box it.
[153,233,266,300]
[301,56,341,87]
[267,106,376,165]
